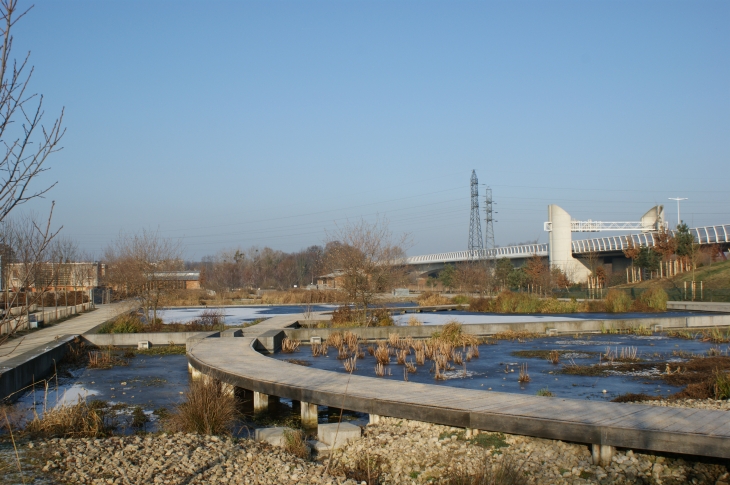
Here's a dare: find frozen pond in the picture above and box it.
[14,354,190,432]
[273,333,728,401]
[160,305,703,327]
[159,305,338,326]
[392,311,700,326]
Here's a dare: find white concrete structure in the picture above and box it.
[546,204,665,282]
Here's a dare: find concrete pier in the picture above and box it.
[301,401,318,429]
[253,391,270,414]
[592,444,615,466]
[369,414,381,425]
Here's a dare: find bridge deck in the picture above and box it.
[187,314,730,460]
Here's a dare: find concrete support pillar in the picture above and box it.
[221,382,235,397]
[369,413,381,425]
[253,391,269,414]
[188,363,203,381]
[465,428,479,438]
[592,444,615,467]
[301,401,319,430]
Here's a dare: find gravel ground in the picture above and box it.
[2,398,728,485]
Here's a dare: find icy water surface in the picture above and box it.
[273,334,727,402]
[160,305,704,327]
[14,354,189,432]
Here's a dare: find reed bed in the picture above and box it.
[452,351,463,366]
[26,398,110,438]
[396,349,407,365]
[405,360,417,373]
[374,346,390,365]
[311,343,328,357]
[337,346,351,360]
[343,331,359,349]
[281,338,300,353]
[327,332,344,349]
[547,350,560,365]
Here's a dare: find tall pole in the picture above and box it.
[668,197,688,227]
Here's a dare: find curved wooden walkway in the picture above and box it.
[187,314,730,462]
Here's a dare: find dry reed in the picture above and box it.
[281,338,300,353]
[374,346,390,365]
[164,378,238,435]
[518,364,531,383]
[547,350,560,365]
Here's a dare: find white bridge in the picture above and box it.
[406,223,730,266]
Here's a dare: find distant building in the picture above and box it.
[149,271,201,290]
[5,262,105,292]
[316,271,345,290]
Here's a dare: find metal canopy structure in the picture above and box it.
[543,220,661,232]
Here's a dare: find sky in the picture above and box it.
[11,0,730,260]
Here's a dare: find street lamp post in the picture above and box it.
[668,197,687,227]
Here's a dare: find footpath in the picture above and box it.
[0,301,129,400]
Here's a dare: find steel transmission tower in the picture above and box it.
[468,170,483,257]
[484,186,495,256]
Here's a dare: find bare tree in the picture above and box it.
[0,207,59,347]
[0,1,64,222]
[325,218,410,326]
[103,229,182,324]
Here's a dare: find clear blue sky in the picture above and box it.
[14,0,730,259]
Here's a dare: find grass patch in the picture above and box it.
[439,454,525,485]
[339,454,384,485]
[536,388,554,397]
[25,398,114,439]
[469,432,509,450]
[135,345,186,356]
[282,428,310,459]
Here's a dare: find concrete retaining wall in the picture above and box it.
[83,331,210,347]
[0,335,76,402]
[284,314,730,342]
[667,301,730,313]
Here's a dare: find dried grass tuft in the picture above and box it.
[164,379,238,435]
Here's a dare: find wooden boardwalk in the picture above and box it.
[187,313,730,461]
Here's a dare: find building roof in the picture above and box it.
[150,271,200,281]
